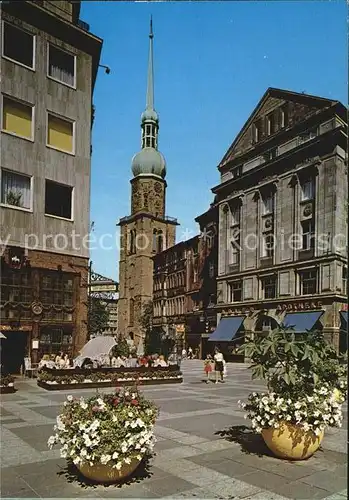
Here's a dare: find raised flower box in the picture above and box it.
[37,365,183,391]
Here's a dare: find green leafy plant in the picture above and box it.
[88,298,110,337]
[0,374,15,387]
[6,190,22,207]
[48,386,158,468]
[238,327,346,434]
[111,337,130,358]
[239,327,346,398]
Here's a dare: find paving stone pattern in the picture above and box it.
[0,360,347,499]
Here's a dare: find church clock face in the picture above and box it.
[154,182,162,194]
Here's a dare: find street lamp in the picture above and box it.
[99,64,111,74]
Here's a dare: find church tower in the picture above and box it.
[117,18,178,345]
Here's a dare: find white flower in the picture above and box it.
[80,401,88,410]
[115,462,122,470]
[124,457,131,464]
[100,454,112,465]
[47,435,56,447]
[67,395,74,402]
[112,452,119,459]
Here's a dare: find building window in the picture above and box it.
[2,96,34,140]
[266,113,276,136]
[3,22,35,69]
[261,234,274,258]
[231,166,242,179]
[280,106,288,128]
[342,267,347,294]
[231,206,240,226]
[230,240,240,265]
[300,178,315,201]
[129,298,134,326]
[157,230,163,253]
[39,327,73,355]
[1,170,31,210]
[252,119,262,143]
[48,44,76,88]
[261,275,277,299]
[301,220,315,250]
[47,113,74,154]
[129,229,136,254]
[40,273,73,322]
[300,269,317,295]
[262,192,274,215]
[0,271,32,319]
[45,180,73,220]
[209,261,215,278]
[152,230,157,253]
[230,280,242,302]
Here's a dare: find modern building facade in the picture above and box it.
[117,20,177,346]
[210,88,347,354]
[0,1,102,372]
[89,270,118,336]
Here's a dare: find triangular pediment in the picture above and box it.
[219,88,338,169]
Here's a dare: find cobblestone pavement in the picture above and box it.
[0,360,347,499]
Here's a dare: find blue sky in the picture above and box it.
[81,0,347,281]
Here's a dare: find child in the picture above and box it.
[204,354,213,383]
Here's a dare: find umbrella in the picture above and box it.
[78,336,117,360]
[0,332,7,339]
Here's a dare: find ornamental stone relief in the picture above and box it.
[303,203,313,218]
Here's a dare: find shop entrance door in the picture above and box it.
[1,331,28,374]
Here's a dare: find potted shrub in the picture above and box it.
[238,327,346,460]
[48,386,158,483]
[0,374,15,392]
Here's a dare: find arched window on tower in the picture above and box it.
[142,123,157,149]
[157,230,163,253]
[152,229,157,253]
[129,230,136,254]
[129,298,135,326]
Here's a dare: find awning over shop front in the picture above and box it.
[208,317,244,342]
[340,311,348,327]
[283,311,324,334]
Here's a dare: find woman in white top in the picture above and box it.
[213,348,225,384]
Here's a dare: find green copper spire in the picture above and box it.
[131,17,166,179]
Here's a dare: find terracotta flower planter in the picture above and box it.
[262,421,324,460]
[77,457,141,483]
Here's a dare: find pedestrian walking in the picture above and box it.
[214,347,225,384]
[203,354,213,383]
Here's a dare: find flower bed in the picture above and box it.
[0,374,15,393]
[37,365,182,391]
[48,387,158,483]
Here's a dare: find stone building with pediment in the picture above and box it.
[117,20,178,345]
[209,88,347,353]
